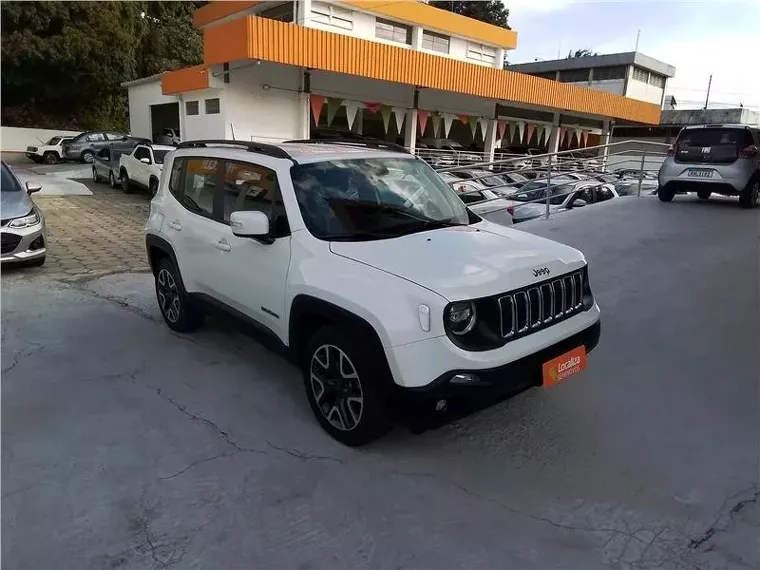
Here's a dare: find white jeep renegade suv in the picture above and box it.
[145,139,601,445]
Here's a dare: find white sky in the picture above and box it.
[504,0,760,110]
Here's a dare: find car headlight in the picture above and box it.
[447,301,477,335]
[8,211,40,229]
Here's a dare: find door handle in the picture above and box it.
[167,220,182,231]
[214,240,231,252]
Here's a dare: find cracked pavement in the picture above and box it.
[2,196,759,569]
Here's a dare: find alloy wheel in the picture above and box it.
[310,344,364,431]
[156,268,181,323]
[753,182,760,207]
[109,172,116,188]
[92,168,97,182]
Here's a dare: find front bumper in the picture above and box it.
[1,224,47,263]
[396,319,601,401]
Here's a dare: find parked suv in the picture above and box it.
[61,131,150,163]
[145,139,602,445]
[658,124,760,208]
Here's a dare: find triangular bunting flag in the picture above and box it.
[536,125,545,145]
[364,102,381,114]
[574,128,582,146]
[326,97,342,127]
[478,118,489,139]
[517,121,525,143]
[431,113,441,138]
[581,130,589,147]
[526,123,536,144]
[392,107,406,132]
[380,105,392,134]
[497,120,507,140]
[417,110,429,135]
[559,127,567,147]
[344,100,361,130]
[468,116,478,140]
[544,125,553,145]
[508,121,517,143]
[310,95,326,125]
[456,114,469,124]
[443,113,455,137]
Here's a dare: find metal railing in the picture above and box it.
[426,140,669,223]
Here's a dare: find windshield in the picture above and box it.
[1,163,22,192]
[471,172,508,188]
[291,157,470,241]
[153,150,170,164]
[506,172,528,184]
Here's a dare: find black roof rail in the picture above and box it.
[284,138,409,154]
[176,139,293,161]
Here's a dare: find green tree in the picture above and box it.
[431,1,510,29]
[567,49,598,59]
[1,1,203,130]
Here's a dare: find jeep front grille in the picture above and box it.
[499,269,585,339]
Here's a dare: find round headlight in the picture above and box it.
[448,301,477,335]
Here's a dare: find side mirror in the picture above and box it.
[121,136,129,141]
[571,199,587,208]
[140,157,151,164]
[26,182,42,194]
[230,211,271,242]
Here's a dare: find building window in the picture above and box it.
[205,98,220,115]
[422,30,450,54]
[648,72,666,88]
[375,18,412,45]
[593,66,626,81]
[558,68,590,83]
[186,101,199,116]
[632,66,649,82]
[259,3,294,22]
[466,43,497,64]
[311,2,353,30]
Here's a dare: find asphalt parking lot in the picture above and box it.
[2,191,759,569]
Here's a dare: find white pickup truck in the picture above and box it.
[119,144,174,196]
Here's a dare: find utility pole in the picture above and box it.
[704,74,713,110]
[634,29,640,51]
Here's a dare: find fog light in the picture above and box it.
[29,236,45,251]
[450,373,477,385]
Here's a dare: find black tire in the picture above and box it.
[738,179,759,209]
[120,171,132,194]
[149,177,158,197]
[658,186,675,202]
[81,150,94,164]
[43,152,58,165]
[154,257,203,333]
[109,171,118,189]
[303,326,392,446]
[92,166,100,183]
[697,189,711,200]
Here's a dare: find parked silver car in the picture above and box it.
[658,124,760,208]
[62,131,149,163]
[1,162,46,266]
[92,146,127,188]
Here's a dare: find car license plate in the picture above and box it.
[542,346,587,387]
[688,169,713,178]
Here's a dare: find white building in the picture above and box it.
[509,52,676,107]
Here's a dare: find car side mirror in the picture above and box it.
[26,182,42,194]
[230,211,272,243]
[121,136,129,141]
[571,199,587,208]
[140,157,151,164]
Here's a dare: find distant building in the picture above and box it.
[508,52,676,107]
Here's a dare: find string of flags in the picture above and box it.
[309,94,592,146]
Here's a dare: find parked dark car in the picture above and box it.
[61,132,150,164]
[91,146,127,188]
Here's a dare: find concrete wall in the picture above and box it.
[223,63,303,142]
[180,88,226,141]
[1,127,82,152]
[625,78,664,105]
[126,79,179,140]
[311,70,414,108]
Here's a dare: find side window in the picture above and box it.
[222,161,289,236]
[105,133,124,141]
[86,133,105,142]
[596,186,614,202]
[181,158,219,218]
[134,147,150,161]
[168,158,185,200]
[98,147,110,160]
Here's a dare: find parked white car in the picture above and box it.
[145,139,601,445]
[119,144,174,196]
[25,136,74,164]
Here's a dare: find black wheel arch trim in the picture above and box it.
[289,295,388,365]
[145,234,179,276]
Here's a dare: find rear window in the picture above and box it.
[675,128,754,164]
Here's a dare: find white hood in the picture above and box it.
[329,220,586,301]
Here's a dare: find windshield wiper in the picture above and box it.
[373,203,464,227]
